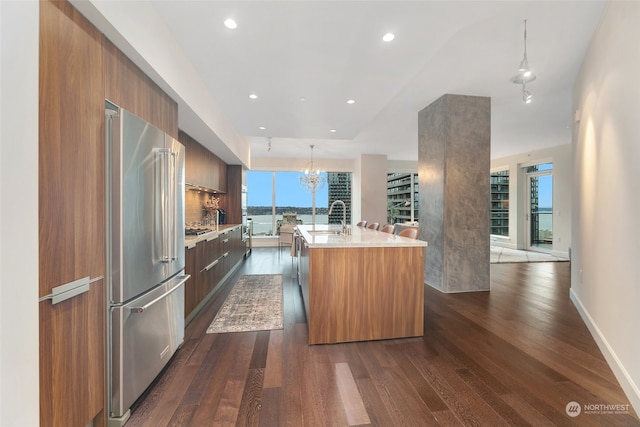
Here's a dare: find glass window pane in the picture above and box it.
[529,174,553,248]
[328,172,352,225]
[490,170,509,236]
[275,171,328,230]
[247,170,351,235]
[247,171,273,235]
[386,172,419,224]
[525,162,552,173]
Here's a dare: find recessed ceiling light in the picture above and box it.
[382,33,395,42]
[224,18,237,30]
[299,97,307,102]
[259,126,266,130]
[249,93,258,100]
[346,99,355,104]
[329,129,337,133]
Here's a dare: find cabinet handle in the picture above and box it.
[201,259,219,272]
[222,238,229,244]
[39,276,102,305]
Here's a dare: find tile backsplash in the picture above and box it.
[184,189,224,224]
[185,189,221,225]
[185,190,202,224]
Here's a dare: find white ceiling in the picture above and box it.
[148,1,606,162]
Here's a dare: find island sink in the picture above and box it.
[305,229,343,235]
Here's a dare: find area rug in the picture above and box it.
[491,246,569,264]
[206,274,283,334]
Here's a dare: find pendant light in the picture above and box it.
[299,145,325,192]
[513,19,536,103]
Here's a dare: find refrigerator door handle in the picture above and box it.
[130,274,190,313]
[157,148,173,264]
[170,150,178,263]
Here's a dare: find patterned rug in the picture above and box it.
[206,274,283,334]
[491,246,569,263]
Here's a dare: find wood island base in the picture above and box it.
[298,232,425,345]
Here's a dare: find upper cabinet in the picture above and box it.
[180,130,227,193]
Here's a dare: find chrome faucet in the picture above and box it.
[328,200,347,233]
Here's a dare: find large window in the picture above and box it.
[247,171,350,236]
[246,171,275,235]
[386,173,419,223]
[490,170,509,236]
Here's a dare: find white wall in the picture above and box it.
[70,0,251,167]
[0,1,40,425]
[572,1,640,414]
[387,159,418,173]
[251,156,354,174]
[491,144,572,257]
[358,154,388,227]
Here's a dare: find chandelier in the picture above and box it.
[512,19,536,104]
[299,144,326,192]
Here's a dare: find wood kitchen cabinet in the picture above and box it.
[202,234,224,299]
[39,2,106,425]
[184,225,245,323]
[223,165,244,224]
[184,244,200,319]
[39,1,180,426]
[229,226,245,266]
[39,280,105,426]
[180,130,227,193]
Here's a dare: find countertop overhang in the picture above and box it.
[297,224,427,249]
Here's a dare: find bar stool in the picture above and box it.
[367,222,380,231]
[278,224,296,256]
[356,220,367,227]
[397,227,418,239]
[380,224,396,234]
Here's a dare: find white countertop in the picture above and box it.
[184,224,241,248]
[297,224,427,248]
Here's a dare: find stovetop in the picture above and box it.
[185,227,211,236]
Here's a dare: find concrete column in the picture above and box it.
[418,94,490,292]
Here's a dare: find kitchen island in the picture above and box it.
[297,224,427,344]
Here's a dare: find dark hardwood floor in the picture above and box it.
[126,248,639,426]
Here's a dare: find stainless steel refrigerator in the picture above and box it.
[105,102,189,425]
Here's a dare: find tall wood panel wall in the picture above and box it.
[224,165,244,224]
[39,1,178,426]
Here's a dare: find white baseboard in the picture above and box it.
[551,249,570,259]
[570,288,640,416]
[489,241,518,250]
